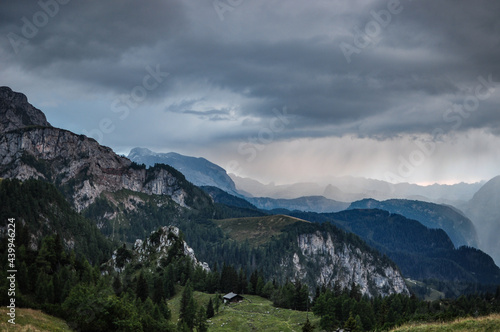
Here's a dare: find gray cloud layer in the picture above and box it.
[1,0,499,183]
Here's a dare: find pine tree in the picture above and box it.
[206,298,215,318]
[136,272,149,302]
[36,236,58,273]
[164,264,176,298]
[214,293,221,314]
[53,272,62,304]
[112,275,122,295]
[256,276,265,296]
[159,301,172,321]
[249,270,258,295]
[344,312,360,332]
[35,272,53,304]
[220,264,238,293]
[294,282,309,311]
[196,306,208,332]
[302,317,315,332]
[179,280,197,330]
[153,276,164,303]
[262,281,275,299]
[80,259,93,284]
[238,268,247,294]
[313,286,321,306]
[355,315,364,332]
[143,297,155,316]
[320,313,339,332]
[349,281,362,302]
[17,261,29,294]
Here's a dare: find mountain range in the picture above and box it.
[1,85,499,304]
[229,174,484,206]
[0,86,410,298]
[128,145,499,266]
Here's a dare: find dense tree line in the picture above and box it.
[0,233,175,331]
[2,179,500,331]
[0,179,114,263]
[1,224,500,331]
[311,283,500,331]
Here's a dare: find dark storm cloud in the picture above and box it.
[1,0,186,92]
[1,0,499,141]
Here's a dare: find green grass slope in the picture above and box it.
[0,308,72,331]
[214,215,307,246]
[391,313,500,332]
[168,292,320,332]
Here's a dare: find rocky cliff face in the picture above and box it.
[285,230,409,297]
[0,87,206,212]
[0,127,193,211]
[106,226,209,273]
[0,86,51,132]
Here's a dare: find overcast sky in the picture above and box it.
[1,0,500,185]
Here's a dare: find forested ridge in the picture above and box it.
[1,179,500,331]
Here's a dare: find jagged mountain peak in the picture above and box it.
[0,89,212,214]
[0,86,51,133]
[128,147,155,159]
[105,225,210,273]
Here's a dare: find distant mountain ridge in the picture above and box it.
[128,147,241,196]
[464,175,500,266]
[348,198,478,248]
[230,174,484,206]
[248,195,349,213]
